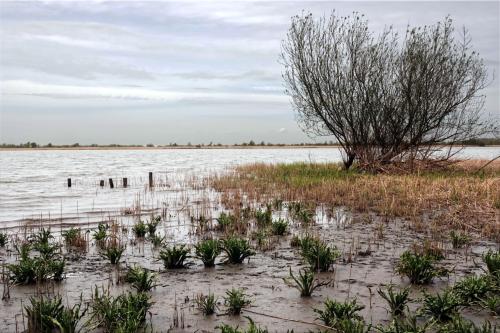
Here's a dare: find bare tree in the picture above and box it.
[281,12,497,170]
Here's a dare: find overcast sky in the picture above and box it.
[0,1,498,145]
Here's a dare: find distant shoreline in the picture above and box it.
[1,144,499,151]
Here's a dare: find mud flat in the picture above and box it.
[0,160,499,332]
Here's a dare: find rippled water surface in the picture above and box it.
[0,147,498,226]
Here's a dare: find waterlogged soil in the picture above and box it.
[0,208,498,332]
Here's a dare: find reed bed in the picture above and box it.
[211,160,500,238]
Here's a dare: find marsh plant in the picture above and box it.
[221,237,255,264]
[216,212,237,231]
[132,220,147,238]
[300,237,340,272]
[396,251,447,284]
[438,316,496,333]
[314,298,364,328]
[101,243,125,265]
[149,234,165,247]
[255,206,272,227]
[217,317,268,333]
[89,287,153,332]
[377,285,410,316]
[159,244,189,268]
[284,267,329,297]
[421,289,461,322]
[195,292,218,315]
[93,223,108,243]
[125,266,157,292]
[450,231,471,249]
[224,288,251,315]
[479,294,500,316]
[147,215,161,236]
[0,232,8,247]
[376,315,432,333]
[62,228,87,250]
[453,274,493,305]
[194,239,221,267]
[9,241,65,284]
[271,218,288,236]
[25,295,86,333]
[482,249,500,275]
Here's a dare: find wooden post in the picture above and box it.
[67,178,71,187]
[109,178,114,189]
[123,177,128,188]
[99,180,105,187]
[148,172,153,188]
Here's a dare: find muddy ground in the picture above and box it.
[0,200,498,332]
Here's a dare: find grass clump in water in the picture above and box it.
[453,274,494,306]
[93,223,108,244]
[88,287,153,333]
[299,236,340,272]
[132,220,147,238]
[482,249,500,275]
[450,231,471,249]
[101,243,125,265]
[217,317,268,333]
[24,295,86,333]
[224,288,251,315]
[396,251,447,284]
[271,218,288,236]
[221,237,255,264]
[194,239,221,267]
[377,284,410,316]
[314,298,364,329]
[195,292,218,315]
[420,289,461,322]
[125,266,157,292]
[0,232,8,247]
[284,267,329,297]
[159,244,189,268]
[438,315,496,333]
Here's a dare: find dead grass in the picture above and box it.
[211,160,500,238]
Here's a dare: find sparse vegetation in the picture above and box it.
[101,243,125,265]
[450,231,471,249]
[299,236,340,272]
[0,232,8,247]
[271,218,288,236]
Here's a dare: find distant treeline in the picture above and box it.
[0,141,339,148]
[1,138,499,149]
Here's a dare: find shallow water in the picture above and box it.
[0,147,498,226]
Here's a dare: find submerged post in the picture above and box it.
[67,178,71,187]
[123,177,128,188]
[99,180,105,187]
[149,172,153,188]
[109,178,114,189]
